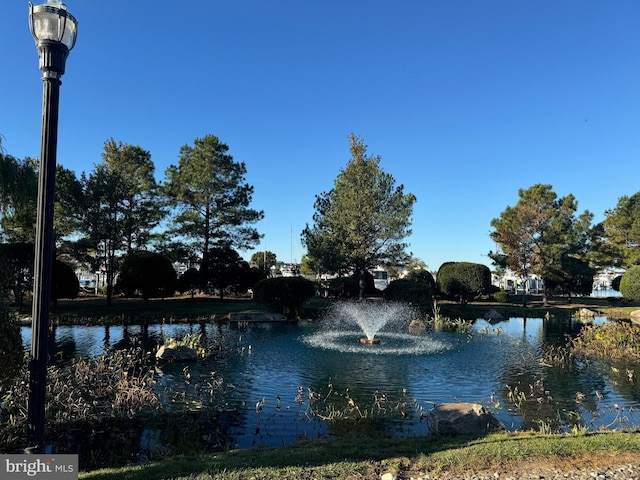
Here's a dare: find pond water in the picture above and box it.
[20,313,640,449]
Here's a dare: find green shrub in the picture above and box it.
[383,278,433,315]
[326,277,359,298]
[403,269,436,290]
[177,267,200,295]
[620,266,640,301]
[493,290,509,303]
[52,260,79,308]
[116,251,177,301]
[0,309,22,387]
[436,262,491,305]
[253,277,317,320]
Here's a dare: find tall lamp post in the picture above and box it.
[27,0,77,452]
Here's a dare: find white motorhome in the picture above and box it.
[372,268,388,290]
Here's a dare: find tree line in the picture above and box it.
[0,134,263,304]
[489,183,640,305]
[2,131,640,307]
[300,135,640,304]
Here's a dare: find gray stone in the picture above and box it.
[155,344,198,362]
[576,308,597,318]
[408,319,427,335]
[429,402,505,436]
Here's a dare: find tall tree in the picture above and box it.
[600,192,640,267]
[81,165,122,304]
[489,184,595,306]
[301,134,416,275]
[164,134,263,285]
[101,138,165,251]
[80,139,164,304]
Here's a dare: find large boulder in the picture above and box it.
[155,344,198,362]
[630,310,640,325]
[429,402,504,436]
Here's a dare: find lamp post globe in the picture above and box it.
[27,0,77,453]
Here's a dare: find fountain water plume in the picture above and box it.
[303,300,449,355]
[335,300,412,342]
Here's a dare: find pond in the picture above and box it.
[20,309,640,450]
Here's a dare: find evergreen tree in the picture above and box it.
[601,192,640,267]
[490,184,595,306]
[80,139,164,304]
[164,134,263,285]
[301,134,416,275]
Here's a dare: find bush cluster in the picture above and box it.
[53,260,79,307]
[253,277,317,319]
[116,251,177,301]
[326,277,359,298]
[0,309,22,387]
[493,290,510,303]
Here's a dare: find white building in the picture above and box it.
[492,270,543,294]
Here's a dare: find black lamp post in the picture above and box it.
[27,0,77,453]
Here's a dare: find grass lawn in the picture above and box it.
[42,294,269,325]
[25,291,639,326]
[78,430,640,480]
[438,293,639,321]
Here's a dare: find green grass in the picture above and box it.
[14,291,636,326]
[440,294,640,321]
[78,430,640,480]
[45,295,267,325]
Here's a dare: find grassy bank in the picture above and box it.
[43,295,266,325]
[439,294,639,321]
[78,430,640,480]
[30,292,640,326]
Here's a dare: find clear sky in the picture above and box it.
[2,1,640,272]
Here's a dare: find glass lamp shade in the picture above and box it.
[29,1,78,51]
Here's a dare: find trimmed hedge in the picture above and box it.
[436,261,491,305]
[383,278,433,315]
[253,277,317,320]
[493,290,509,303]
[620,266,640,301]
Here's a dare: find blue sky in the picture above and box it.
[2,1,640,272]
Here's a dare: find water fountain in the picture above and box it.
[302,300,450,355]
[339,300,399,344]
